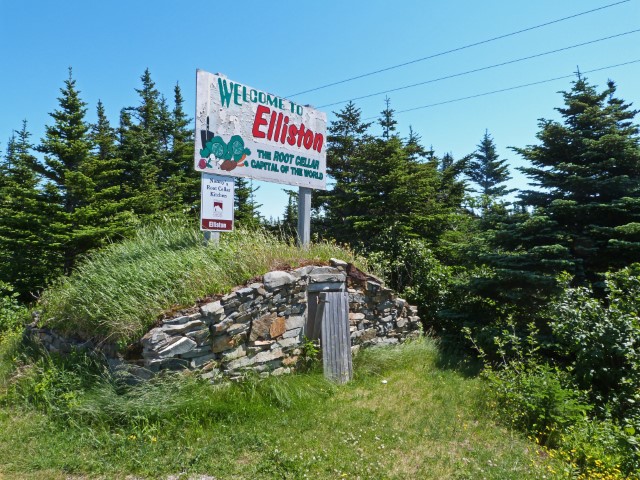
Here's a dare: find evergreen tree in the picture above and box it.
[86,101,134,239]
[118,69,163,216]
[234,177,261,229]
[0,123,59,297]
[516,77,640,284]
[466,130,514,203]
[161,84,199,212]
[281,189,298,235]
[379,96,397,139]
[317,102,372,243]
[474,76,640,328]
[36,69,99,273]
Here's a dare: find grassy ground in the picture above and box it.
[0,337,568,479]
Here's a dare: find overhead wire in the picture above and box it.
[286,0,631,97]
[362,59,640,120]
[319,28,640,109]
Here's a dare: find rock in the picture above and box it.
[285,315,305,330]
[283,327,302,339]
[263,271,295,290]
[200,301,224,322]
[222,345,247,361]
[349,312,365,321]
[308,266,341,275]
[269,316,286,338]
[396,317,408,328]
[180,345,214,359]
[141,329,170,350]
[186,328,211,345]
[190,353,218,369]
[236,287,254,297]
[162,315,191,326]
[252,348,284,365]
[282,356,299,367]
[360,328,377,343]
[330,258,348,269]
[227,323,249,336]
[276,337,300,349]
[250,312,276,341]
[157,337,197,358]
[161,319,205,335]
[147,357,189,371]
[211,334,235,353]
[308,273,346,284]
[271,367,290,376]
[213,317,234,334]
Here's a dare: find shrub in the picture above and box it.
[0,282,27,334]
[550,266,640,417]
[484,360,591,447]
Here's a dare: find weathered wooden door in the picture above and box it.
[318,291,352,384]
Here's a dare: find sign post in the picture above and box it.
[297,186,311,246]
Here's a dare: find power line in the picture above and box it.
[287,0,631,98]
[362,59,640,120]
[320,28,640,109]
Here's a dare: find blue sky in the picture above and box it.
[1,0,639,220]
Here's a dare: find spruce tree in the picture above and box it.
[36,69,98,273]
[281,189,298,235]
[466,130,514,205]
[118,69,163,216]
[379,96,397,139]
[475,76,640,327]
[318,102,372,243]
[161,84,199,212]
[234,177,261,229]
[0,123,59,297]
[516,77,640,283]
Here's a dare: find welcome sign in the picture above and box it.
[194,70,327,190]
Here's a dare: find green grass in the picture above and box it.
[37,217,360,345]
[0,336,570,479]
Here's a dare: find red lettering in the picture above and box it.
[274,112,283,142]
[303,129,314,149]
[252,105,269,139]
[297,123,306,147]
[280,116,289,143]
[287,124,298,145]
[267,110,277,140]
[313,133,324,153]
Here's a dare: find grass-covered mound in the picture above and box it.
[38,217,359,345]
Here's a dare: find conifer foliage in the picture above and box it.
[477,77,640,320]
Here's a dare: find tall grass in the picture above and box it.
[38,217,359,345]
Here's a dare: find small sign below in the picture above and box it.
[201,173,234,231]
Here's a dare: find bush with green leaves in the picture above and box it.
[0,282,27,333]
[366,227,456,327]
[484,360,591,447]
[550,266,640,418]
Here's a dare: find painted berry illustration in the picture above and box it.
[199,134,251,171]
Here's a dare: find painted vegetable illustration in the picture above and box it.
[199,135,251,171]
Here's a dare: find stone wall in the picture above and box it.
[28,259,421,382]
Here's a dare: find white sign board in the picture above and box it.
[200,173,234,231]
[194,70,327,190]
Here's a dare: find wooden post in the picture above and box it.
[204,231,220,245]
[297,186,311,247]
[320,291,353,384]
